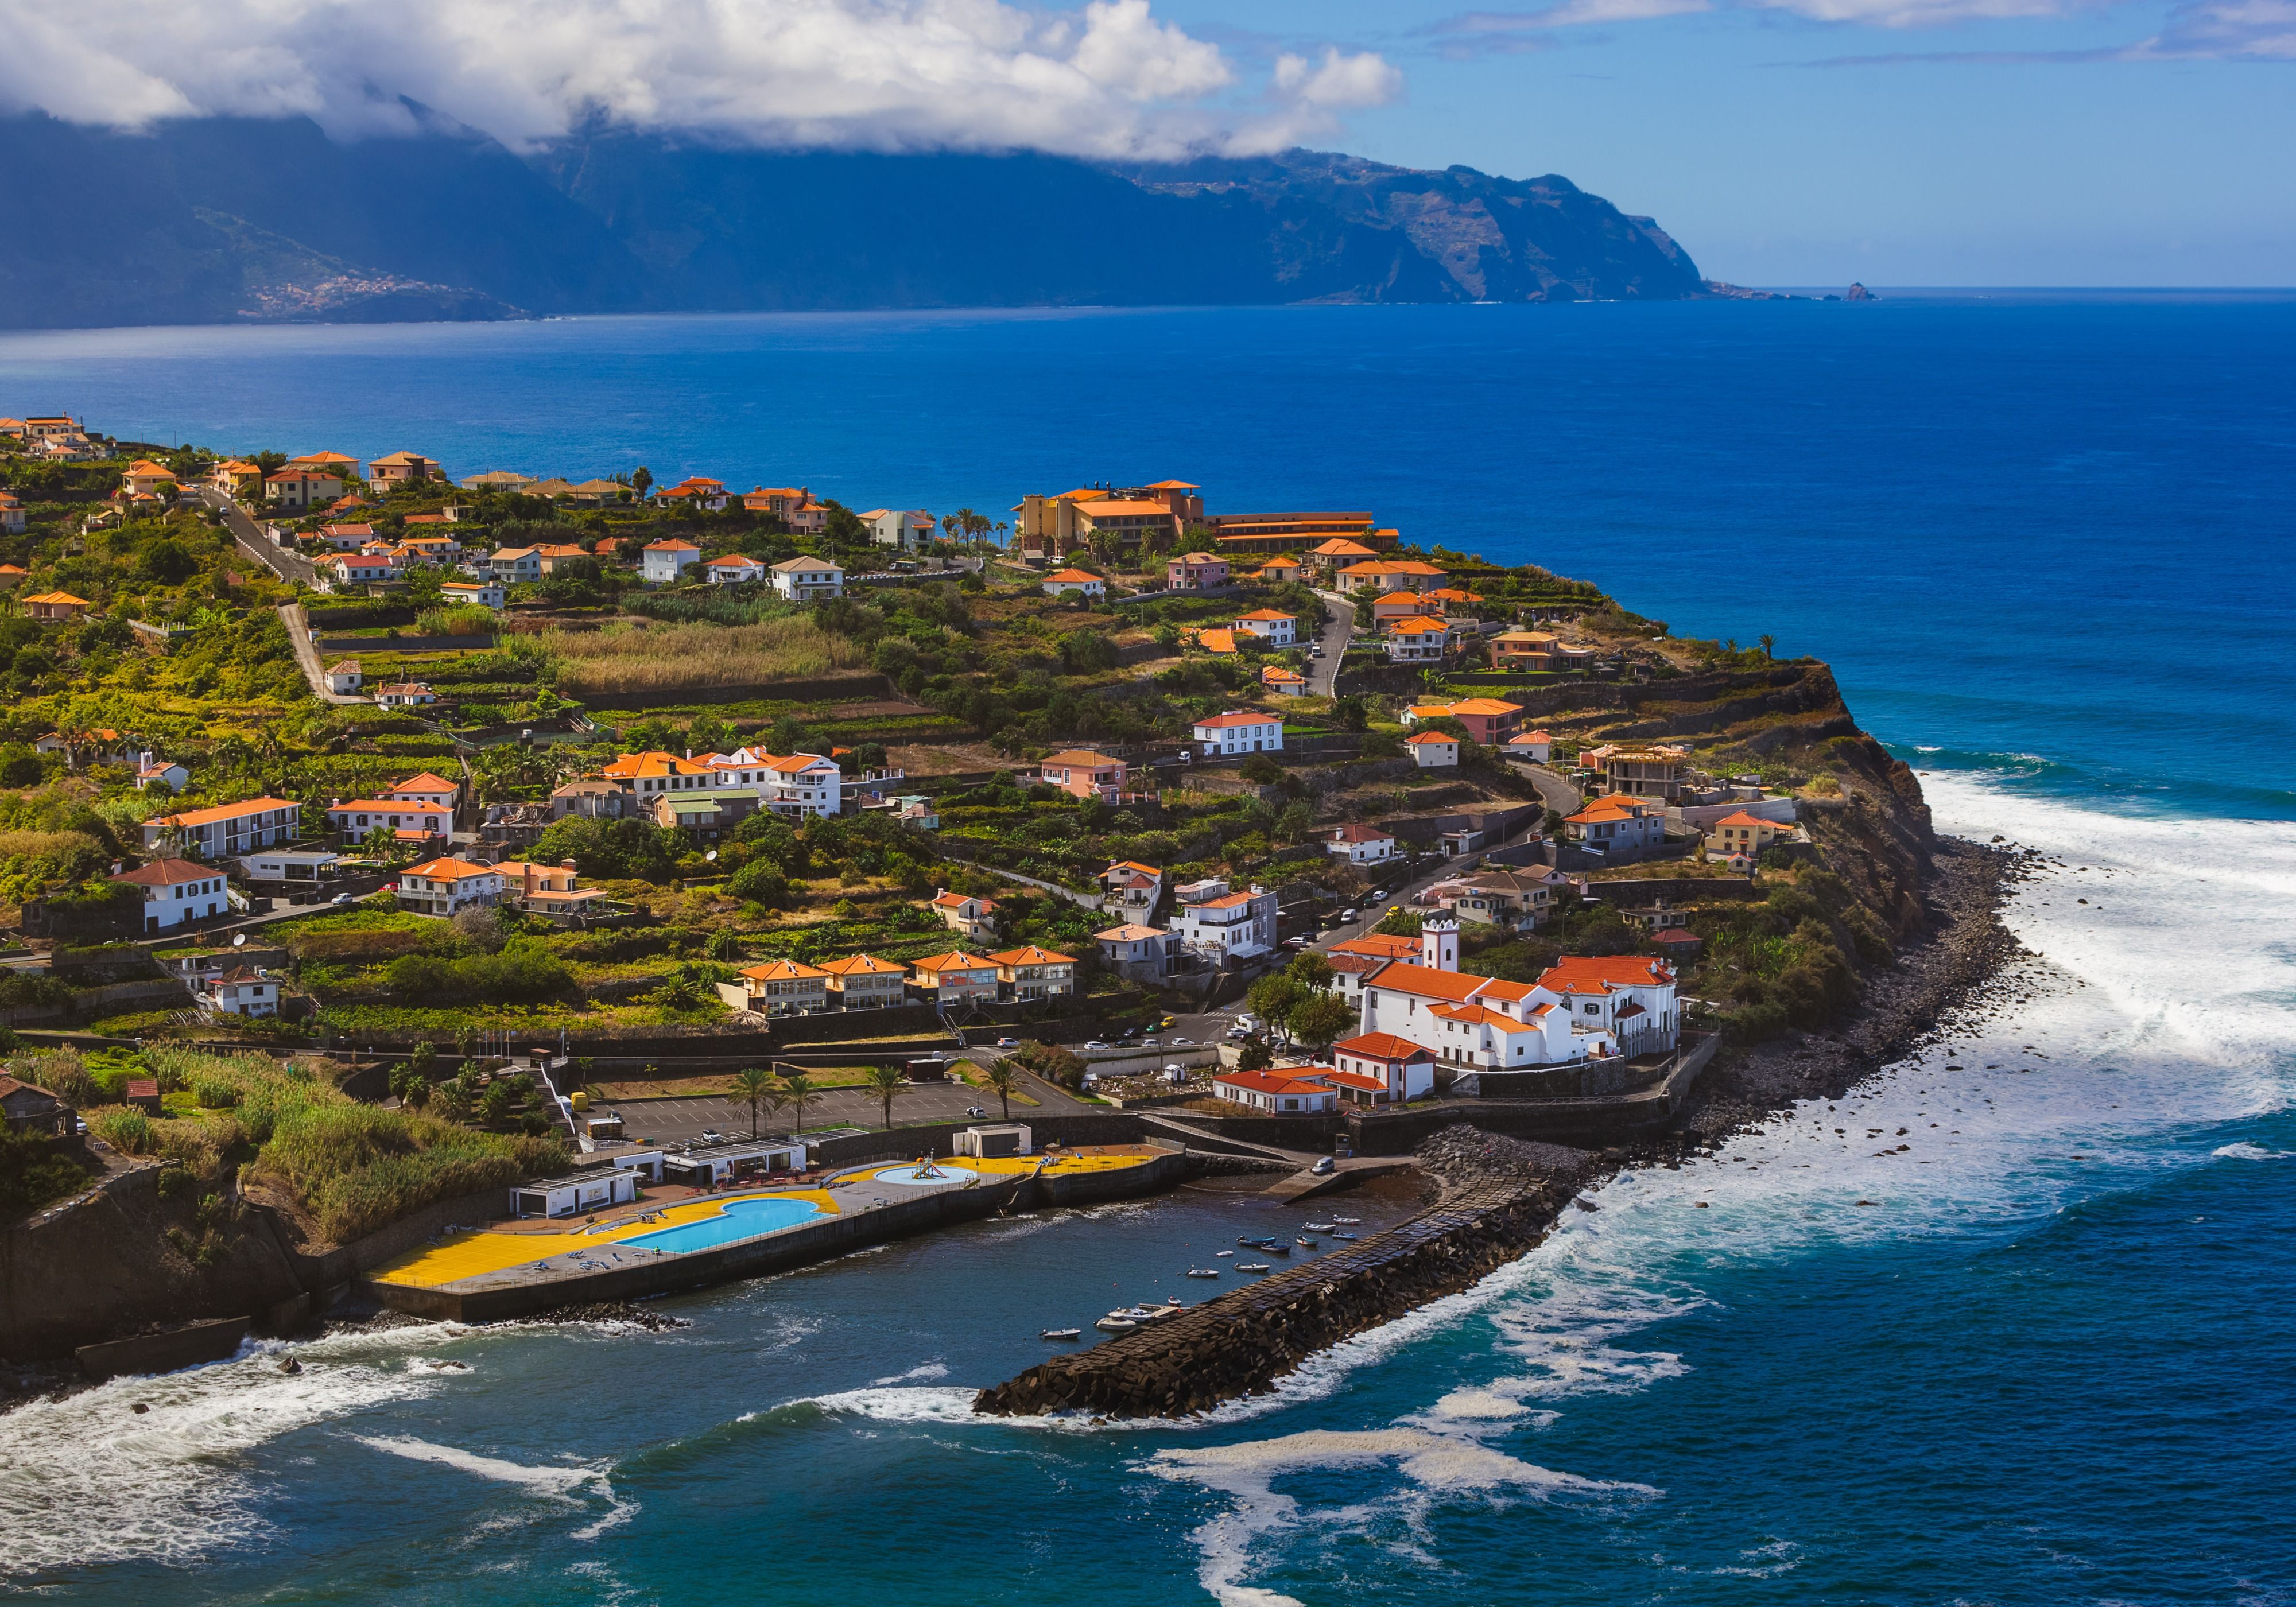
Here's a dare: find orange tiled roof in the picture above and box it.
[989,945,1074,966]
[150,795,299,829]
[1333,1031,1433,1061]
[403,857,495,880]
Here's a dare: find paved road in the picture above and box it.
[1305,593,1356,696]
[203,488,320,589]
[278,601,372,704]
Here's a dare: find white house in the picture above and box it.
[387,771,460,810]
[761,752,843,818]
[487,546,543,585]
[769,556,844,600]
[1384,615,1451,663]
[110,858,231,933]
[862,508,937,553]
[1562,795,1666,860]
[1261,665,1308,696]
[135,758,191,793]
[705,554,768,585]
[1406,731,1459,768]
[1504,730,1553,764]
[440,579,505,610]
[1041,568,1106,600]
[196,966,279,1018]
[1328,1031,1437,1104]
[1170,880,1279,962]
[1212,1068,1337,1114]
[1233,608,1297,647]
[1326,823,1397,865]
[325,658,363,694]
[396,856,506,915]
[142,798,301,859]
[641,539,701,584]
[327,552,399,587]
[1192,711,1284,756]
[373,683,439,710]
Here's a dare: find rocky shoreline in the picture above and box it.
[1665,833,2029,1154]
[973,829,2034,1419]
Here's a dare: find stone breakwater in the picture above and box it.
[974,1128,1595,1419]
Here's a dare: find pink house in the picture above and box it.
[1166,552,1228,590]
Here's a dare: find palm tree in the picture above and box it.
[780,1073,814,1135]
[1759,634,1776,663]
[983,1060,1021,1121]
[730,1066,776,1139]
[864,1064,907,1131]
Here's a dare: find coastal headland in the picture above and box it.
[0,423,2021,1404]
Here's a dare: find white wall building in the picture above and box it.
[641,539,701,584]
[769,557,844,600]
[1192,710,1284,756]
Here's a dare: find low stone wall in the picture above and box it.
[1582,875,1759,904]
[1470,1058,1666,1100]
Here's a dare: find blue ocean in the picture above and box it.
[1,297,2291,1604]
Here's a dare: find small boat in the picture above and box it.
[1296,1237,1317,1248]
[1332,1232,1359,1242]
[1040,1327,1082,1340]
[1236,1236,1257,1245]
[1187,1267,1221,1279]
[1262,1242,1291,1256]
[1332,1216,1361,1224]
[1305,1222,1335,1232]
[1238,1262,1271,1272]
[1216,1250,1234,1257]
[1095,1316,1137,1332]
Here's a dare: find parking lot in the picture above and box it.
[605,1063,1087,1145]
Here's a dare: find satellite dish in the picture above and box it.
[704,849,718,861]
[232,933,247,948]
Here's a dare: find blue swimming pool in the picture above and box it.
[622,1195,825,1255]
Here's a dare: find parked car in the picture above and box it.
[1312,1156,1336,1175]
[1085,1039,1112,1050]
[1140,1037,1160,1047]
[1341,908,1359,920]
[1169,1037,1193,1048]
[996,1037,1019,1047]
[331,892,356,905]
[700,1129,726,1144]
[965,1106,986,1119]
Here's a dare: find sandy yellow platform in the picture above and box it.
[371,1187,841,1288]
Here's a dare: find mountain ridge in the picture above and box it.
[0,114,1712,330]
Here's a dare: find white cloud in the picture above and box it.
[0,0,1397,160]
[1440,0,2296,46]
[1271,45,1406,108]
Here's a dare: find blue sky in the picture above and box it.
[1154,0,2296,286]
[5,0,2286,286]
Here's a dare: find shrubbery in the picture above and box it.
[385,941,576,1005]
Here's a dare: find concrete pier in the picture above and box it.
[974,1171,1568,1419]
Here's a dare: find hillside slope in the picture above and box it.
[0,115,1708,329]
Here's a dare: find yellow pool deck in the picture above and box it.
[369,1148,1161,1291]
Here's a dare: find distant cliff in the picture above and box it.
[0,114,1709,330]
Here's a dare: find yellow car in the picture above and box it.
[1158,1015,1177,1028]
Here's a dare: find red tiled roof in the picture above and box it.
[1333,1031,1432,1062]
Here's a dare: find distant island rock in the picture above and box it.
[1846,282,1879,301]
[0,112,1722,331]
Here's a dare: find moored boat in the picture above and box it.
[1095,1316,1137,1332]
[1238,1262,1271,1272]
[1041,1327,1082,1340]
[1187,1267,1220,1278]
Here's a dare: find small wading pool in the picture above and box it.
[623,1195,825,1255]
[871,1162,980,1187]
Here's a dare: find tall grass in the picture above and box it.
[525,619,870,694]
[138,1048,567,1244]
